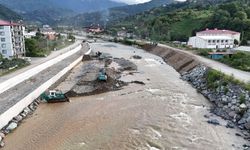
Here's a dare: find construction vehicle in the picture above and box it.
[98,68,107,81]
[40,90,69,103]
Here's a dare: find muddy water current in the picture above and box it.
[3,41,248,150]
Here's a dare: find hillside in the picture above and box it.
[109,0,250,44]
[0,0,126,25]
[57,0,175,27]
[0,0,126,13]
[0,4,21,21]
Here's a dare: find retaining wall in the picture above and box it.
[0,45,83,129]
[0,45,82,94]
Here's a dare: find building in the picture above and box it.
[40,25,56,40]
[188,29,241,49]
[0,20,25,58]
[85,25,103,34]
[24,31,36,39]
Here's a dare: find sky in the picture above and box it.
[112,0,151,4]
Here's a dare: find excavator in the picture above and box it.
[40,90,69,103]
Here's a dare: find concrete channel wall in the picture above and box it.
[0,45,83,129]
[0,45,82,95]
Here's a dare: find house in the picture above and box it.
[188,28,241,49]
[117,31,134,38]
[86,25,103,34]
[117,31,127,37]
[40,25,56,40]
[0,20,26,58]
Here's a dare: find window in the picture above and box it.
[1,38,5,42]
[0,31,4,36]
[225,40,228,43]
[213,40,216,43]
[2,50,7,54]
[1,44,6,48]
[208,40,211,43]
[217,40,220,43]
[0,26,4,29]
[221,40,224,43]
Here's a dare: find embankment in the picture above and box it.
[142,44,199,73]
[141,44,250,138]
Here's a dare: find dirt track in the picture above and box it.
[2,41,249,150]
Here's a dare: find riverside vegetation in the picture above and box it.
[0,54,30,76]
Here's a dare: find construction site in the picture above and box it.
[0,39,249,150]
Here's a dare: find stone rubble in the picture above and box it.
[0,99,40,148]
[181,65,250,140]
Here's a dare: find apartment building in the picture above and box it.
[0,20,25,58]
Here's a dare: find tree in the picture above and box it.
[219,3,238,16]
[25,38,39,56]
[0,53,3,61]
[235,11,248,20]
[68,34,75,42]
[234,39,239,45]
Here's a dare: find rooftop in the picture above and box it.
[0,20,20,26]
[198,36,233,40]
[208,52,234,55]
[197,28,240,35]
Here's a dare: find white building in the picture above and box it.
[24,31,36,39]
[188,29,241,49]
[0,20,25,58]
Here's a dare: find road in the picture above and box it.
[0,40,83,83]
[158,44,250,83]
[2,41,248,150]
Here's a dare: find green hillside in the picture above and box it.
[109,0,250,44]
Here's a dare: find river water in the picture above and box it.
[3,41,248,150]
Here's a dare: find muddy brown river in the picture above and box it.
[3,41,248,150]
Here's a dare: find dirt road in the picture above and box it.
[3,41,248,150]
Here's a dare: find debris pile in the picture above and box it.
[66,55,138,97]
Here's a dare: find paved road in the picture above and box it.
[158,44,250,83]
[0,40,83,83]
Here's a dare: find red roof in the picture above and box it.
[197,28,240,35]
[0,20,20,26]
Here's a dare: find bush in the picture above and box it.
[198,49,212,56]
[219,52,250,71]
[206,69,250,91]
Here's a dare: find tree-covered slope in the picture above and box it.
[109,0,250,44]
[0,4,21,21]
